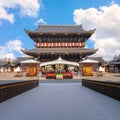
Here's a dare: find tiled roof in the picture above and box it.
[36,25,85,33]
[0,61,9,67]
[87,57,104,63]
[15,57,31,64]
[21,48,98,56]
[25,25,95,34]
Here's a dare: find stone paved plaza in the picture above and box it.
[0,82,120,120]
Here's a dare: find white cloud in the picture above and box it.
[73,3,120,61]
[0,0,41,24]
[0,40,23,59]
[0,7,14,24]
[34,18,47,26]
[17,0,40,17]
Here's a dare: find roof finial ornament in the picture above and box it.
[58,55,62,60]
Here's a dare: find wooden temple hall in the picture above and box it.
[22,25,97,62]
[21,25,98,78]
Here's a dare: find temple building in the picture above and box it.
[108,55,120,73]
[21,25,98,62]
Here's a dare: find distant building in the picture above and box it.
[87,56,107,66]
[108,55,120,73]
[0,57,31,72]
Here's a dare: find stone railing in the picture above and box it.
[82,79,120,101]
[0,80,39,103]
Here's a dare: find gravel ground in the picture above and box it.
[0,72,120,83]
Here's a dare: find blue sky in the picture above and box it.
[0,0,120,60]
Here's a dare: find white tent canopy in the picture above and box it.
[14,66,21,72]
[40,57,79,67]
[21,59,40,64]
[79,59,98,63]
[99,66,105,72]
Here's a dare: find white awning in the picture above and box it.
[40,57,79,67]
[79,59,98,63]
[99,66,105,72]
[21,59,40,64]
[14,66,21,72]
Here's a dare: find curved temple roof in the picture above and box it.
[25,25,95,35]
[21,48,98,57]
[37,25,86,33]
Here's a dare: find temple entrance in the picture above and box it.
[40,57,79,79]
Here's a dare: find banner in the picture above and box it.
[26,64,37,76]
[82,64,93,76]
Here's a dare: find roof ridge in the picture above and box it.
[38,25,82,27]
